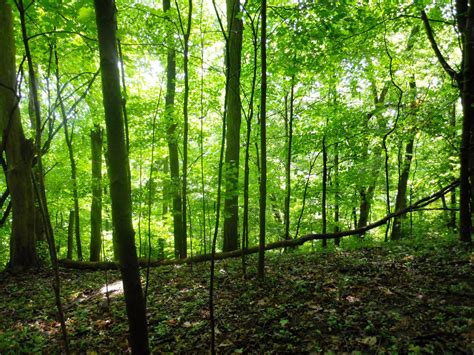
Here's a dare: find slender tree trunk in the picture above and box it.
[28,64,46,245]
[391,137,414,240]
[137,150,143,257]
[162,156,169,217]
[55,50,82,260]
[391,78,417,240]
[322,135,328,248]
[0,0,38,270]
[209,0,231,348]
[242,13,258,274]
[178,0,193,257]
[90,125,103,262]
[199,6,207,255]
[18,3,68,345]
[67,210,74,260]
[334,144,340,246]
[295,155,318,239]
[164,0,186,258]
[449,104,457,231]
[460,2,474,243]
[93,1,149,353]
[284,79,295,241]
[258,0,267,279]
[223,0,243,252]
[357,82,387,237]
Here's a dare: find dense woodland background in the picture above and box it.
[0,0,473,353]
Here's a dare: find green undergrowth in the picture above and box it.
[0,237,472,353]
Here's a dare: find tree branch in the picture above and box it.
[59,180,459,270]
[421,10,460,84]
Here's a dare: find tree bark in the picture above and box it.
[0,0,38,271]
[163,0,186,258]
[334,144,341,246]
[93,1,149,353]
[259,0,267,279]
[179,0,192,257]
[67,210,74,260]
[284,80,295,241]
[223,0,243,252]
[460,2,474,243]
[391,137,414,240]
[322,135,328,248]
[90,125,103,262]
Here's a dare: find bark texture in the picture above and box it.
[0,0,38,271]
[90,125,103,262]
[223,0,243,252]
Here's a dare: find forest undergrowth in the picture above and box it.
[0,237,472,353]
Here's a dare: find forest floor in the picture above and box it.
[0,237,473,353]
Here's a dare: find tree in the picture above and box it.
[164,0,186,258]
[284,79,295,241]
[223,0,243,252]
[258,0,267,279]
[93,0,149,352]
[90,125,103,262]
[55,50,82,260]
[0,0,38,271]
[422,5,472,243]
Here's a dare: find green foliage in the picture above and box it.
[0,0,465,265]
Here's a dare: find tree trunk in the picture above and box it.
[67,210,74,260]
[334,144,341,246]
[93,1,149,353]
[55,50,82,260]
[358,184,376,236]
[422,7,472,243]
[448,104,457,231]
[0,0,37,271]
[391,78,417,240]
[284,80,295,241]
[242,15,258,272]
[461,2,474,243]
[223,0,243,252]
[90,125,103,262]
[322,135,328,247]
[162,156,169,217]
[180,0,192,257]
[357,81,387,237]
[391,137,414,240]
[258,0,267,279]
[163,0,186,258]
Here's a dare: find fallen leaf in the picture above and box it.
[359,336,377,346]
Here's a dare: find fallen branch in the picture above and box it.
[58,180,459,270]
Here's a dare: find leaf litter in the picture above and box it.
[0,239,472,353]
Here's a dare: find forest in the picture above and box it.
[0,0,473,352]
